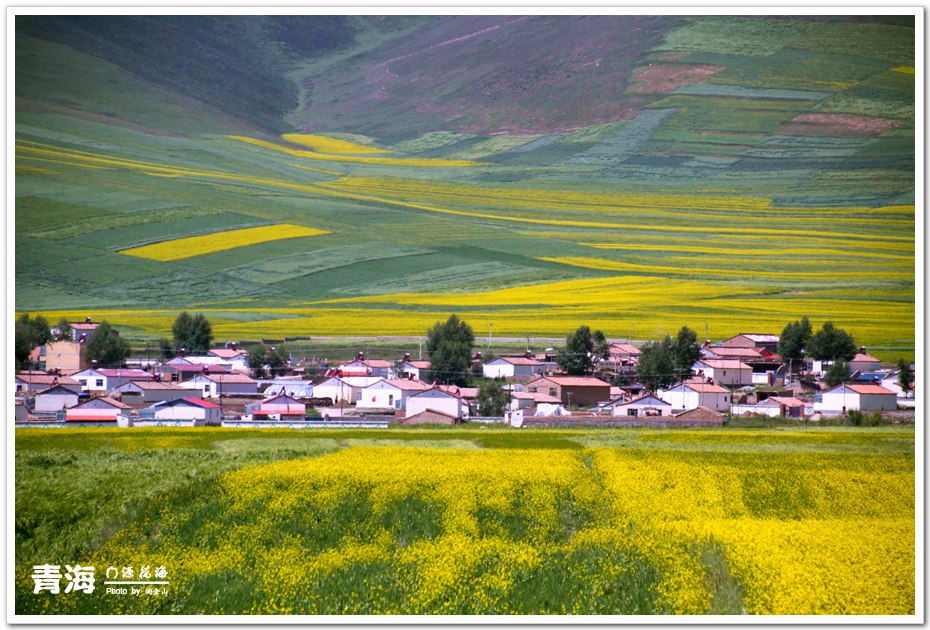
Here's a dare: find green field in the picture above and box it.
[14,426,915,616]
[15,16,915,357]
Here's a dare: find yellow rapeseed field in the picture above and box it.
[67,439,913,615]
[281,133,390,154]
[119,224,329,261]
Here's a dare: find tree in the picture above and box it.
[636,336,676,391]
[15,314,51,369]
[477,379,511,416]
[806,321,856,362]
[557,325,595,375]
[54,317,73,341]
[778,315,812,372]
[426,314,475,386]
[247,344,287,378]
[671,326,701,383]
[171,312,214,355]
[592,329,610,364]
[83,321,130,368]
[822,358,851,388]
[897,358,913,398]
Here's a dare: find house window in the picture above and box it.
[722,371,727,376]
[388,394,394,406]
[528,387,537,393]
[549,388,557,397]
[204,384,211,394]
[724,396,728,402]
[627,409,638,417]
[95,379,104,388]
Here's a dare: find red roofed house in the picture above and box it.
[63,397,131,426]
[721,333,780,353]
[732,396,807,418]
[509,391,562,411]
[701,346,764,360]
[341,357,393,378]
[246,392,306,421]
[138,397,223,426]
[814,384,897,414]
[692,359,753,387]
[658,382,732,413]
[606,343,641,371]
[15,373,82,394]
[32,384,83,414]
[357,379,432,410]
[396,360,431,381]
[482,356,545,379]
[525,376,612,408]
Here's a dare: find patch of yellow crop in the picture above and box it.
[891,66,915,75]
[580,242,913,261]
[227,136,482,167]
[119,224,329,261]
[538,256,913,280]
[281,133,390,154]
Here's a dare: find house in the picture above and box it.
[71,368,154,394]
[159,357,232,382]
[15,399,28,423]
[848,349,881,373]
[692,360,753,386]
[610,394,673,417]
[814,384,897,414]
[659,383,732,413]
[395,360,431,381]
[208,347,250,372]
[112,381,201,404]
[509,391,562,411]
[32,384,83,414]
[525,376,612,408]
[731,396,806,418]
[137,397,223,426]
[43,340,86,371]
[605,343,640,371]
[700,346,765,361]
[63,397,131,426]
[671,406,726,426]
[482,356,545,379]
[66,317,100,340]
[340,358,393,378]
[312,376,382,405]
[720,333,780,353]
[246,392,306,421]
[402,409,461,425]
[181,373,258,398]
[14,373,81,394]
[357,379,432,410]
[405,388,469,420]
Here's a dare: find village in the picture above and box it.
[13,314,915,430]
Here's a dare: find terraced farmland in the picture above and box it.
[15,15,915,359]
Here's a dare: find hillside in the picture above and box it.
[14,14,916,358]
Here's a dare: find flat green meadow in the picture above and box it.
[14,426,915,616]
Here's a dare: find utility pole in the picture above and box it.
[488,323,493,354]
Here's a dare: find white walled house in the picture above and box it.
[340,359,393,378]
[312,377,382,405]
[814,384,897,414]
[71,368,154,394]
[395,360,431,381]
[611,394,673,417]
[112,381,200,404]
[405,388,469,420]
[181,373,257,398]
[658,383,732,413]
[63,397,131,426]
[357,379,431,410]
[246,393,306,421]
[137,397,223,426]
[15,374,81,394]
[32,384,82,414]
[208,348,250,372]
[692,360,752,386]
[848,351,881,374]
[482,357,545,379]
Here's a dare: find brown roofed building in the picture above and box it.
[526,376,611,408]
